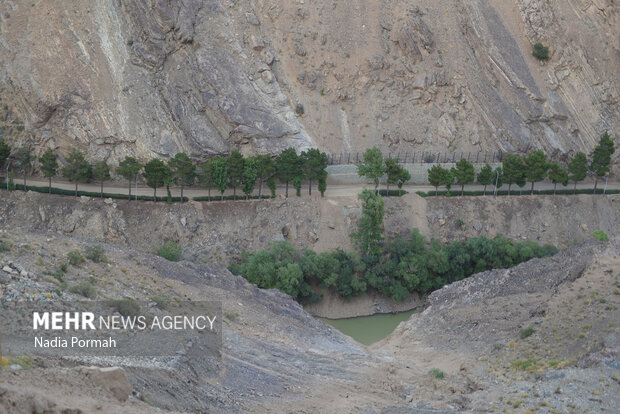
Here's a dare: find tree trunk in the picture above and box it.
[233,186,236,200]
[593,177,598,194]
[461,184,464,196]
[75,183,78,197]
[128,181,132,201]
[100,181,104,198]
[483,184,487,196]
[153,187,157,202]
[435,186,438,196]
[259,179,263,200]
[386,182,390,195]
[208,185,211,201]
[553,182,557,195]
[48,177,52,194]
[180,185,184,203]
[508,183,512,196]
[220,192,224,201]
[308,179,312,195]
[530,181,534,195]
[23,174,26,187]
[573,181,577,194]
[285,181,289,198]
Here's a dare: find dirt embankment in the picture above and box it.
[1,191,618,319]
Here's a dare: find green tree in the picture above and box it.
[443,168,454,194]
[168,152,195,202]
[293,175,302,197]
[567,152,587,194]
[589,132,615,193]
[267,176,277,198]
[256,154,275,199]
[532,42,549,61]
[357,147,385,194]
[38,149,59,194]
[212,156,229,200]
[276,148,301,197]
[523,150,548,194]
[116,157,142,201]
[15,147,34,187]
[143,159,171,201]
[61,150,90,196]
[92,160,111,198]
[0,138,10,170]
[301,148,328,195]
[453,158,475,196]
[385,158,410,195]
[428,165,449,196]
[548,161,568,195]
[318,170,328,197]
[227,150,244,200]
[242,156,259,199]
[476,164,494,195]
[351,190,384,259]
[198,159,215,200]
[502,154,526,196]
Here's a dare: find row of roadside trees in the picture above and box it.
[427,132,615,196]
[0,140,329,202]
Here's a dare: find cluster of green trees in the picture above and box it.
[427,132,615,196]
[357,147,411,194]
[0,141,329,202]
[231,189,557,301]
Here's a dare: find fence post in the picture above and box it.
[347,153,351,164]
[412,151,415,164]
[404,152,408,163]
[339,153,342,164]
[475,151,480,163]
[355,152,359,163]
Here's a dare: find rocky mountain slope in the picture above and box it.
[1,212,618,413]
[1,0,617,163]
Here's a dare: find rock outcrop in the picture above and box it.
[0,0,617,165]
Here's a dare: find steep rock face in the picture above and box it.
[0,0,617,164]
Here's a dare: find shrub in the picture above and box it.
[69,281,96,298]
[532,42,549,61]
[156,240,182,262]
[85,245,106,263]
[455,219,464,228]
[591,230,609,242]
[295,103,305,116]
[0,241,10,252]
[67,250,85,266]
[106,298,141,317]
[428,368,444,379]
[520,326,535,339]
[150,295,170,310]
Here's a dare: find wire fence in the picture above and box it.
[327,150,503,165]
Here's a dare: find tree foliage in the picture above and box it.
[548,161,568,195]
[357,147,385,193]
[61,150,90,196]
[242,156,259,199]
[276,148,301,197]
[92,160,111,198]
[39,149,59,194]
[502,154,526,195]
[143,159,171,201]
[428,165,450,196]
[351,190,385,259]
[169,152,195,202]
[476,164,494,195]
[385,158,410,195]
[453,158,475,196]
[116,157,142,200]
[590,131,615,192]
[211,156,229,200]
[301,148,328,195]
[523,150,548,194]
[532,42,549,61]
[227,150,244,200]
[0,138,10,169]
[568,152,587,193]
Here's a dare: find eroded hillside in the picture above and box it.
[0,0,617,164]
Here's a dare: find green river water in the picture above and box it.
[321,309,417,346]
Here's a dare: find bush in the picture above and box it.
[532,42,549,61]
[67,250,85,266]
[295,103,305,116]
[106,298,141,317]
[415,188,619,197]
[69,280,96,298]
[591,230,609,242]
[150,295,170,310]
[156,240,182,262]
[0,241,10,252]
[520,326,535,339]
[428,368,445,379]
[85,245,106,263]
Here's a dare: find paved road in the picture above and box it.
[6,176,619,199]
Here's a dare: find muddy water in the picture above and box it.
[321,309,417,346]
